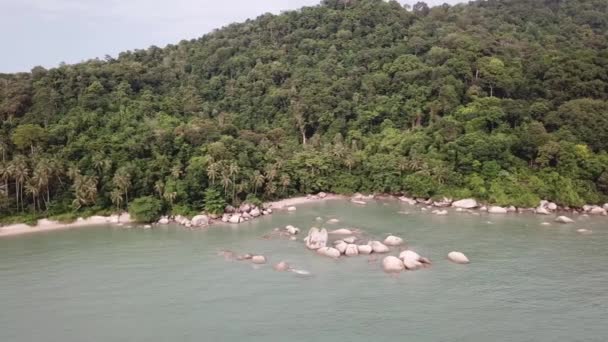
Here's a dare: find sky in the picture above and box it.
[0,0,462,73]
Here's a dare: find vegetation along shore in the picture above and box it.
[2,0,608,227]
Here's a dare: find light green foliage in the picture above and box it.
[128,196,163,223]
[204,188,226,215]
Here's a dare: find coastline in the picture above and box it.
[0,213,131,238]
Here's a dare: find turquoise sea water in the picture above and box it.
[1,200,607,341]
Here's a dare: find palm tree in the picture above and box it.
[110,189,123,210]
[163,190,177,207]
[344,154,356,172]
[0,161,10,197]
[24,179,41,212]
[251,170,264,196]
[228,162,239,202]
[220,172,232,198]
[92,153,111,174]
[71,175,98,210]
[154,180,165,198]
[112,169,132,206]
[264,164,277,182]
[9,156,29,211]
[34,158,53,208]
[207,162,219,185]
[280,174,291,194]
[170,164,182,179]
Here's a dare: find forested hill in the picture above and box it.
[1,0,608,221]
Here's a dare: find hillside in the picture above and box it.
[1,0,608,221]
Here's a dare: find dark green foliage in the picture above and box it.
[128,197,162,223]
[1,0,608,222]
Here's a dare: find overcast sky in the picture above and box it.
[0,0,462,73]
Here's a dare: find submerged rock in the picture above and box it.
[577,228,592,234]
[535,207,550,215]
[287,206,297,211]
[382,256,405,273]
[399,196,417,205]
[273,261,290,271]
[555,216,575,223]
[383,235,404,246]
[447,251,469,264]
[251,255,267,264]
[285,225,300,235]
[327,218,340,224]
[329,228,353,235]
[432,209,448,216]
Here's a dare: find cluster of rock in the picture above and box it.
[303,227,401,258]
[220,203,273,224]
[156,214,210,228]
[219,249,312,276]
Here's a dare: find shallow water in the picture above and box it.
[1,200,607,341]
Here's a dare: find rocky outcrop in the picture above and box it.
[383,235,404,246]
[382,256,405,273]
[304,227,328,250]
[555,216,574,223]
[447,251,470,264]
[452,199,477,209]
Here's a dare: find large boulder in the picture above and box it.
[447,251,470,264]
[399,250,423,270]
[547,202,558,211]
[433,197,452,207]
[535,207,550,215]
[304,227,328,250]
[383,235,404,246]
[603,203,608,210]
[345,244,359,257]
[221,214,230,223]
[452,199,478,209]
[318,192,327,198]
[250,208,261,217]
[399,250,421,261]
[488,206,508,214]
[370,241,390,253]
[251,255,266,264]
[317,247,341,258]
[555,216,575,223]
[239,203,252,213]
[158,216,170,225]
[191,215,209,227]
[343,236,357,244]
[357,245,373,254]
[287,206,297,211]
[228,214,241,224]
[382,256,405,273]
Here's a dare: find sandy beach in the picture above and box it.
[0,213,131,238]
[266,194,347,209]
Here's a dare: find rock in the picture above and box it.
[555,216,575,223]
[452,199,477,209]
[262,210,269,215]
[577,228,592,234]
[329,228,353,235]
[273,261,290,271]
[433,197,452,207]
[488,206,508,214]
[351,200,367,205]
[345,244,359,256]
[250,208,261,217]
[318,192,327,198]
[143,224,152,229]
[242,212,252,219]
[317,247,341,258]
[335,241,348,254]
[357,245,373,254]
[582,204,592,212]
[589,207,607,215]
[541,222,551,226]
[399,250,421,261]
[382,256,405,273]
[547,202,557,211]
[455,208,464,212]
[603,203,608,210]
[479,206,488,211]
[383,235,404,246]
[225,205,236,213]
[185,221,192,228]
[447,251,470,264]
[343,236,357,244]
[191,215,209,227]
[370,241,390,253]
[251,255,266,264]
[304,227,328,250]
[432,209,448,216]
[158,216,169,225]
[315,216,323,221]
[535,207,550,215]
[236,254,253,261]
[402,257,422,270]
[221,214,230,223]
[507,206,517,212]
[287,206,297,211]
[327,218,340,224]
[228,214,241,224]
[286,225,300,235]
[399,196,417,205]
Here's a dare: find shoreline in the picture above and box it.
[266,193,347,209]
[0,213,131,238]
